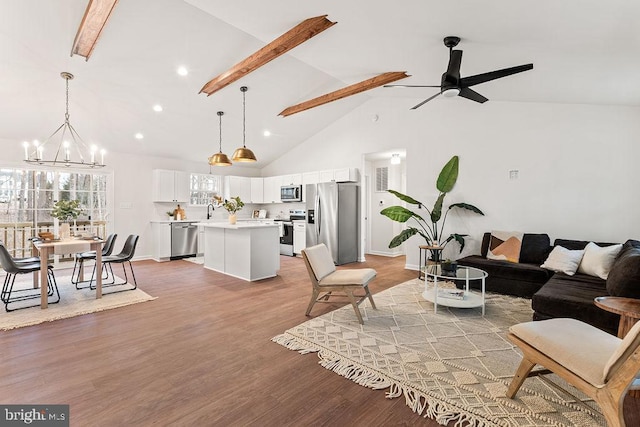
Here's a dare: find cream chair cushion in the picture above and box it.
[304,244,337,280]
[604,319,640,381]
[510,318,620,386]
[319,268,376,286]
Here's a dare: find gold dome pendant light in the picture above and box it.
[231,86,257,162]
[208,111,232,166]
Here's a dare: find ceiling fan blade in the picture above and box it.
[460,64,533,87]
[384,84,441,88]
[458,87,488,103]
[445,50,463,81]
[410,92,442,110]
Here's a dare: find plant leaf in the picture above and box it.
[388,228,419,248]
[387,189,421,205]
[430,193,445,223]
[380,206,424,223]
[448,202,484,216]
[436,155,459,193]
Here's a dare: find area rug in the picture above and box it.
[0,270,156,331]
[273,279,604,426]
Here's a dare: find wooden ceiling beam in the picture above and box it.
[199,15,336,96]
[278,72,410,117]
[71,0,119,61]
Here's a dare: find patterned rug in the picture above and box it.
[272,279,604,426]
[0,270,156,331]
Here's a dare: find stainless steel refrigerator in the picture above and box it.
[306,182,359,265]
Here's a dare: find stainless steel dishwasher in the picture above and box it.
[171,222,198,259]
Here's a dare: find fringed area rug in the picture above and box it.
[0,270,156,331]
[272,279,604,426]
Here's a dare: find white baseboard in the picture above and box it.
[367,250,404,258]
[405,263,419,271]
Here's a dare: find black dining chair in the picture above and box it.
[71,233,117,289]
[88,234,139,293]
[0,242,60,312]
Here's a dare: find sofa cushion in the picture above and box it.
[520,234,552,264]
[541,246,585,276]
[487,230,523,263]
[532,273,619,334]
[577,242,622,279]
[606,240,640,298]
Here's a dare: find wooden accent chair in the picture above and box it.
[506,318,640,427]
[301,243,377,325]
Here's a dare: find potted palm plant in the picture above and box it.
[380,155,484,259]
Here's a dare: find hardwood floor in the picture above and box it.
[1,255,639,426]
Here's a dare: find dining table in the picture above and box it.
[32,238,104,309]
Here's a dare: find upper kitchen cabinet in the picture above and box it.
[320,168,360,183]
[263,176,281,204]
[250,178,264,204]
[280,174,302,186]
[302,171,320,186]
[225,176,251,202]
[152,169,190,203]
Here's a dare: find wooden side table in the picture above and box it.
[594,296,640,338]
[418,245,443,280]
[594,296,640,397]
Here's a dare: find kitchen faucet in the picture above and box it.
[207,203,215,220]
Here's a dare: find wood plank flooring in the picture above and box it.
[1,255,639,426]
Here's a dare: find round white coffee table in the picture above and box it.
[422,265,488,315]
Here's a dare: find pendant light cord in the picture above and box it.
[242,88,247,148]
[65,77,70,123]
[218,112,223,153]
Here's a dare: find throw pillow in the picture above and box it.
[487,230,524,263]
[577,242,623,279]
[519,233,552,264]
[540,246,585,276]
[606,240,640,298]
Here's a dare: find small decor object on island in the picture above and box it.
[381,155,484,258]
[172,205,186,221]
[223,196,244,224]
[50,199,83,240]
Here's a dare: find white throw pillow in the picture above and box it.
[541,246,585,276]
[577,242,623,279]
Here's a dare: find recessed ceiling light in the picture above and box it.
[153,104,163,112]
[177,66,188,76]
[135,133,144,140]
[263,130,271,137]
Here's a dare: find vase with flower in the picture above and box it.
[222,196,244,224]
[50,199,83,240]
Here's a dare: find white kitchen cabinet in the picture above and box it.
[263,176,281,204]
[319,170,335,183]
[226,176,251,202]
[293,222,306,255]
[197,224,205,255]
[152,170,190,202]
[318,168,359,183]
[334,168,359,183]
[280,173,302,186]
[151,222,172,261]
[250,177,264,204]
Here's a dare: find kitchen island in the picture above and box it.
[196,222,280,281]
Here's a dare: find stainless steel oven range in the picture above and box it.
[276,209,305,256]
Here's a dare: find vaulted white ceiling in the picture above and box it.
[1,0,638,168]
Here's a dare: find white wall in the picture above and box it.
[260,97,640,271]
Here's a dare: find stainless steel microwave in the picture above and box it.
[281,185,302,202]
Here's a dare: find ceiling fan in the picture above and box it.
[385,36,533,109]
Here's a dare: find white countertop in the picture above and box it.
[195,222,279,229]
[150,219,201,223]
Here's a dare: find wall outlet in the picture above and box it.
[509,170,519,180]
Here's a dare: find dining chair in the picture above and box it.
[88,234,139,293]
[0,242,60,312]
[71,233,117,289]
[506,318,640,427]
[301,243,377,325]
